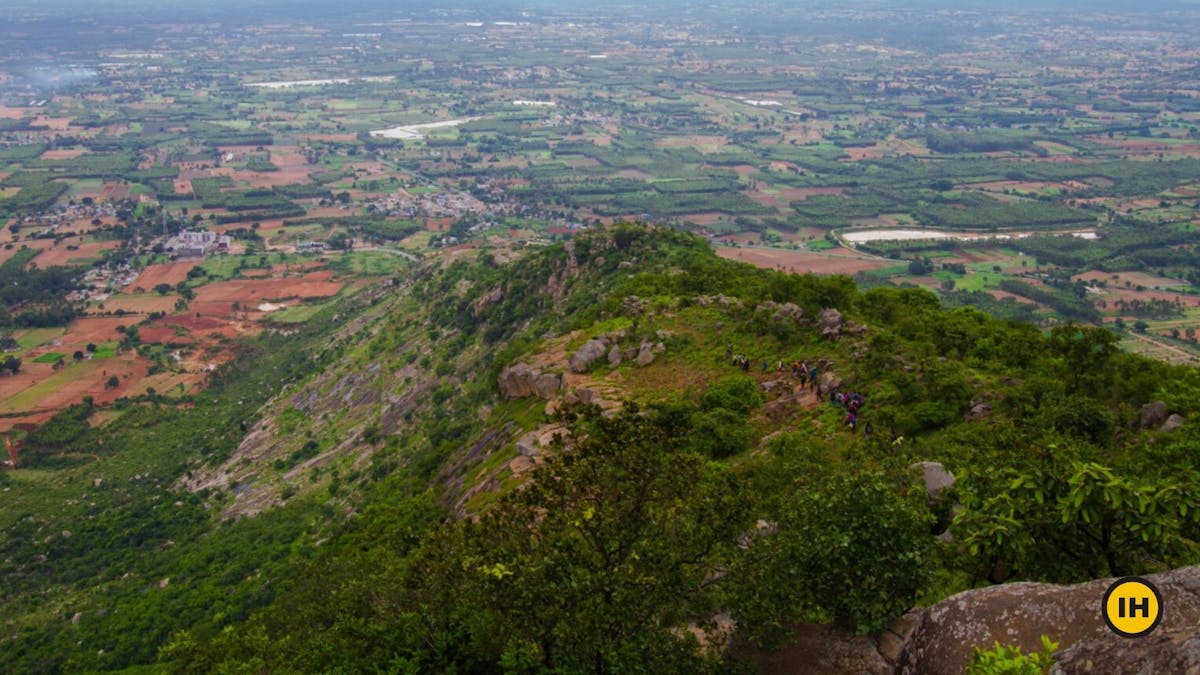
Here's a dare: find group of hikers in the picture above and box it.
[829,388,871,436]
[726,343,868,434]
[727,345,823,390]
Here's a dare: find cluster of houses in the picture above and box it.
[165,230,231,258]
[14,202,118,237]
[362,186,500,220]
[66,264,140,303]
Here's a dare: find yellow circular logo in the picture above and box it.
[1102,577,1163,638]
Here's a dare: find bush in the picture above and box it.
[700,376,762,415]
[967,635,1058,675]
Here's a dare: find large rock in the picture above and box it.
[1052,626,1200,674]
[897,565,1200,675]
[635,342,657,366]
[759,379,792,396]
[1141,400,1168,429]
[569,339,608,373]
[965,402,992,422]
[498,364,537,399]
[910,462,955,503]
[1162,413,1186,432]
[532,373,562,400]
[471,287,504,317]
[608,345,623,366]
[818,308,844,338]
[756,301,805,323]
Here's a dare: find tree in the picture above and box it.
[154,283,173,296]
[393,404,749,672]
[733,471,933,641]
[3,355,20,375]
[1047,323,1118,394]
[954,459,1200,583]
[72,350,84,361]
[105,375,120,390]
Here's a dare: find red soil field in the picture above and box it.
[68,316,131,344]
[40,148,89,160]
[137,325,195,344]
[716,246,890,274]
[34,240,119,267]
[135,261,199,288]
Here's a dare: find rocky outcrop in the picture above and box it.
[499,364,538,399]
[1052,626,1200,674]
[1141,400,1168,428]
[1162,413,1186,432]
[533,373,563,399]
[910,462,955,503]
[569,339,608,373]
[756,301,805,323]
[499,364,562,400]
[965,401,992,422]
[759,379,792,396]
[635,341,659,366]
[818,308,844,338]
[695,294,744,309]
[620,295,648,316]
[608,345,623,367]
[897,565,1200,675]
[471,287,504,317]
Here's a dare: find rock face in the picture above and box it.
[897,565,1200,675]
[965,402,992,422]
[1162,413,1185,432]
[635,342,657,366]
[818,308,844,338]
[532,373,562,399]
[498,364,538,399]
[1052,626,1200,674]
[608,345,623,367]
[756,301,805,323]
[499,365,561,400]
[570,339,608,373]
[1141,400,1168,428]
[910,462,955,503]
[759,379,792,396]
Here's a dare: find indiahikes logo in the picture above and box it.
[1102,577,1163,638]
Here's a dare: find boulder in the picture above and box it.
[818,308,844,338]
[819,371,841,393]
[1052,626,1200,674]
[897,565,1200,675]
[516,439,537,457]
[1141,400,1168,429]
[759,379,792,396]
[498,364,537,399]
[569,339,608,373]
[965,402,992,422]
[471,287,504,317]
[635,342,657,366]
[620,295,648,316]
[532,373,562,400]
[910,462,955,503]
[1161,413,1186,432]
[575,387,597,406]
[764,395,803,422]
[608,345,623,366]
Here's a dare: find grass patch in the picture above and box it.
[32,352,66,363]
